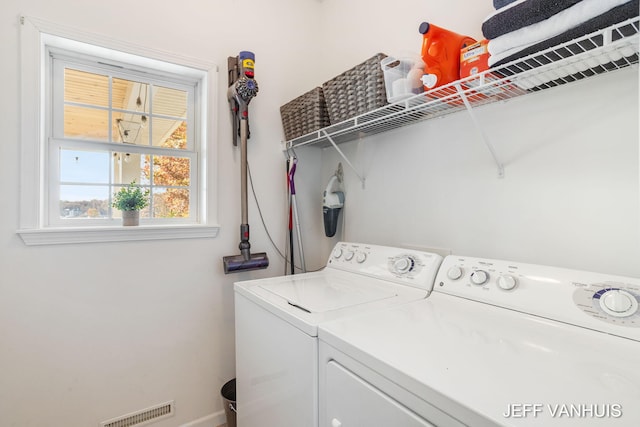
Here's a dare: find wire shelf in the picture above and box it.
[285,18,639,150]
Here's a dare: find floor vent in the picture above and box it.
[101,401,174,427]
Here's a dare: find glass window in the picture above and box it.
[18,18,219,244]
[49,52,198,226]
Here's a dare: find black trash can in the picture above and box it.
[221,378,236,427]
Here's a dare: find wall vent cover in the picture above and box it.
[101,400,174,427]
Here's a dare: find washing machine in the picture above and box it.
[234,241,443,427]
[318,255,640,426]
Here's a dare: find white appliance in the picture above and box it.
[234,242,443,427]
[319,255,640,427]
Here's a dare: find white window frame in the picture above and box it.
[18,16,220,245]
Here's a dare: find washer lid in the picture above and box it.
[258,274,397,313]
[235,269,427,336]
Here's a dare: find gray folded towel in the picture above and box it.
[484,0,585,40]
[492,0,638,67]
[494,0,519,9]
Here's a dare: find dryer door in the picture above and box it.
[325,360,434,427]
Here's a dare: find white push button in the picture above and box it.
[497,274,517,290]
[331,418,342,427]
[447,266,463,280]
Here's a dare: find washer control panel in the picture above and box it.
[435,255,640,340]
[573,283,640,326]
[328,242,443,291]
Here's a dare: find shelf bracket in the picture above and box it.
[321,129,366,188]
[455,83,505,178]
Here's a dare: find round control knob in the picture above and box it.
[331,419,342,427]
[344,251,354,261]
[470,270,489,285]
[332,248,343,259]
[497,274,517,291]
[447,266,463,280]
[392,256,414,274]
[600,289,638,317]
[356,252,367,263]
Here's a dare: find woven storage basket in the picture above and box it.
[322,53,389,124]
[280,87,331,141]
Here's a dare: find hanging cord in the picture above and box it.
[247,161,322,273]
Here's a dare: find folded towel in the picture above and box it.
[488,0,633,61]
[483,0,584,40]
[494,0,519,9]
[490,0,638,66]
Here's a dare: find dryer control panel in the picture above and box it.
[434,255,640,341]
[327,242,443,292]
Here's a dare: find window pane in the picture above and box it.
[60,149,109,183]
[147,154,190,186]
[64,68,109,108]
[112,151,146,185]
[153,119,187,149]
[64,105,109,140]
[113,112,149,145]
[112,78,150,114]
[153,188,189,218]
[154,85,188,118]
[59,185,109,219]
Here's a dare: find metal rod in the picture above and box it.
[240,118,249,224]
[455,83,505,178]
[292,194,306,272]
[321,129,366,187]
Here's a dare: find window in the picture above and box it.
[51,55,195,224]
[18,16,219,245]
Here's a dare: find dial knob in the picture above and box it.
[356,252,367,263]
[332,248,343,259]
[392,256,414,274]
[599,289,638,317]
[331,419,342,427]
[344,251,354,261]
[497,274,517,291]
[470,270,489,285]
[447,266,463,280]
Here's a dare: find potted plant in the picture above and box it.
[112,180,150,226]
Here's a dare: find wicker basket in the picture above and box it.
[280,87,331,141]
[322,53,389,124]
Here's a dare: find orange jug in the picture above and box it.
[419,22,476,90]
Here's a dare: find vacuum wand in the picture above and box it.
[223,51,269,274]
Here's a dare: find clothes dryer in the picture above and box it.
[319,255,640,426]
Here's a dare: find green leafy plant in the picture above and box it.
[112,181,150,211]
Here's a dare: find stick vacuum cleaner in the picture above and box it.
[223,51,269,274]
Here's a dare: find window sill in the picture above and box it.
[17,224,220,246]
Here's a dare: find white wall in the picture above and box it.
[0,1,323,426]
[1,1,638,426]
[314,0,640,277]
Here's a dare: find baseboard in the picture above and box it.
[179,410,226,427]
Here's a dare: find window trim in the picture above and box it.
[18,16,220,244]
